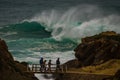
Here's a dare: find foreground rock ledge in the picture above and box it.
[0,38,38,80]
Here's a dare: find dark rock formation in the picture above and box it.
[63,59,81,68]
[0,39,38,80]
[74,31,120,66]
[55,31,120,80]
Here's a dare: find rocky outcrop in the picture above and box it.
[74,31,120,66]
[0,39,38,80]
[55,31,120,80]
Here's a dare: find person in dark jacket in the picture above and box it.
[39,57,43,72]
[56,58,61,71]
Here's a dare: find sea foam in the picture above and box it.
[24,5,120,42]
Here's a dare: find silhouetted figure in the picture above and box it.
[47,60,52,72]
[39,57,43,72]
[56,58,61,71]
[43,60,47,72]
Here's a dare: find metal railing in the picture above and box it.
[26,64,68,73]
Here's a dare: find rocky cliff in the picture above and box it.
[0,39,38,80]
[74,31,120,66]
[55,31,120,80]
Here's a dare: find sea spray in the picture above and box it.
[24,5,120,41]
[1,5,120,65]
[0,1,120,80]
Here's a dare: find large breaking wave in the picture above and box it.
[0,22,51,39]
[1,4,120,64]
[24,5,120,42]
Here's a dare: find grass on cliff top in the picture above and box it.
[71,59,120,75]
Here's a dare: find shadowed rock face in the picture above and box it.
[74,31,120,66]
[113,69,120,80]
[0,38,38,80]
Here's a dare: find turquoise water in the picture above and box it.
[0,21,77,64]
[1,6,120,64]
[0,0,120,79]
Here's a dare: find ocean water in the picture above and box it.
[0,0,120,80]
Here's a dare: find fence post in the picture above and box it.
[32,64,34,72]
[65,64,67,72]
[35,64,36,72]
[27,64,29,72]
[61,66,63,72]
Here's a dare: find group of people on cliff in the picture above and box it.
[39,57,61,72]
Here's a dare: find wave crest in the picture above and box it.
[0,21,51,39]
[24,5,120,42]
